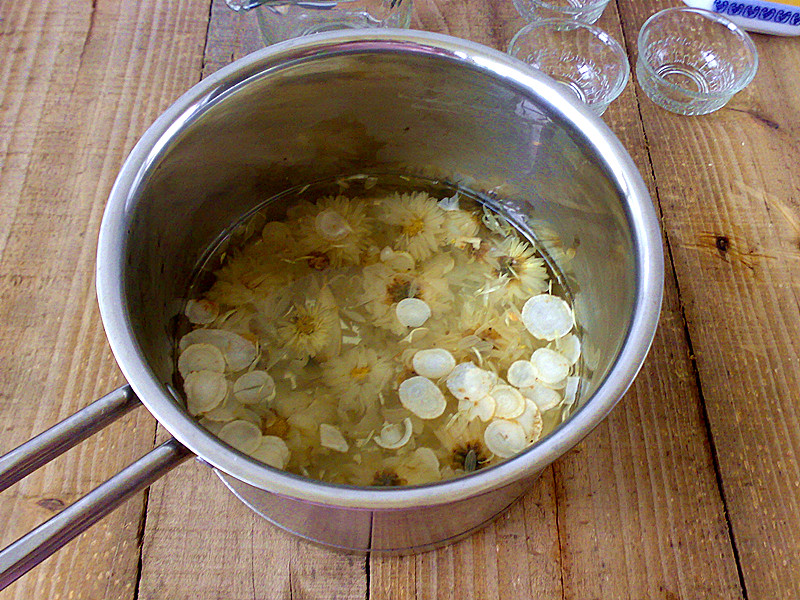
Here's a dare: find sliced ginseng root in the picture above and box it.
[515,399,544,442]
[180,328,258,372]
[178,343,225,379]
[374,418,413,449]
[446,362,495,403]
[484,420,528,458]
[184,370,228,415]
[490,385,526,419]
[218,419,262,454]
[412,348,456,379]
[521,294,574,341]
[530,348,570,385]
[506,360,538,388]
[251,435,290,469]
[184,298,219,325]
[320,423,350,453]
[520,382,562,412]
[396,298,432,328]
[316,208,353,241]
[399,376,447,419]
[233,370,276,404]
[556,333,581,365]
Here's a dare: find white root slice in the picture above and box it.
[467,394,496,422]
[399,376,447,419]
[251,435,290,469]
[506,360,538,388]
[179,329,257,372]
[380,247,415,272]
[484,420,528,458]
[515,399,544,442]
[530,348,571,385]
[563,376,580,407]
[218,419,262,454]
[445,362,494,402]
[315,209,352,241]
[184,370,228,415]
[396,298,431,328]
[185,299,219,325]
[490,385,526,419]
[319,423,349,453]
[520,382,562,412]
[178,343,225,379]
[233,370,276,405]
[412,348,456,379]
[556,333,581,366]
[374,418,413,449]
[521,294,575,341]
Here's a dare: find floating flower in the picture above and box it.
[378,192,447,261]
[275,286,341,359]
[322,347,395,414]
[292,195,373,267]
[480,236,549,303]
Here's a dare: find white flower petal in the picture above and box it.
[396,298,431,328]
[218,419,262,454]
[412,348,456,379]
[521,294,575,341]
[563,376,580,407]
[398,376,446,419]
[233,370,276,405]
[530,348,571,384]
[178,343,226,379]
[484,420,527,458]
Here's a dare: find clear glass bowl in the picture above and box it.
[636,7,758,116]
[512,0,612,25]
[244,0,414,45]
[508,19,629,116]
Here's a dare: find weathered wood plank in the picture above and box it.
[0,0,210,598]
[617,1,800,597]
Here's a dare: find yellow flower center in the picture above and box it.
[403,218,426,237]
[293,313,317,335]
[349,365,371,381]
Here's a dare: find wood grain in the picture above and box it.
[617,1,800,598]
[0,0,210,598]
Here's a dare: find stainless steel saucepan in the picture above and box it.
[0,30,663,588]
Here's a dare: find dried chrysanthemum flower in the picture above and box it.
[379,192,447,261]
[451,440,491,473]
[322,347,394,414]
[276,286,341,359]
[394,447,442,485]
[480,237,549,303]
[360,262,451,335]
[292,195,373,267]
[372,468,406,487]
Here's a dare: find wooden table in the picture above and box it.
[2,0,799,598]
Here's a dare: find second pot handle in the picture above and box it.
[0,386,194,590]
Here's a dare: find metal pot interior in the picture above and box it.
[99,31,661,510]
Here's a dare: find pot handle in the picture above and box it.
[0,386,193,590]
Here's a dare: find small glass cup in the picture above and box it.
[512,0,612,25]
[227,0,413,46]
[636,7,758,116]
[508,19,629,116]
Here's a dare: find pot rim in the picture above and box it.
[96,29,663,510]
